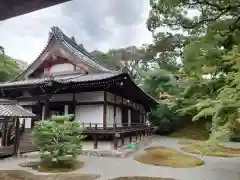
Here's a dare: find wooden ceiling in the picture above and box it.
[0,0,70,21]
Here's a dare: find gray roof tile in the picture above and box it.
[0,99,35,117]
[0,72,120,88]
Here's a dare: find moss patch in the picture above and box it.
[169,121,209,141]
[180,140,240,157]
[33,160,84,173]
[178,139,205,146]
[0,170,100,180]
[134,146,204,168]
[109,177,175,180]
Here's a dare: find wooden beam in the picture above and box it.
[2,118,8,146]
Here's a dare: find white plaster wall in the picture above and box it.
[59,45,98,73]
[106,105,114,127]
[82,141,113,150]
[116,107,122,127]
[75,91,104,102]
[49,63,74,74]
[19,107,32,129]
[128,109,131,126]
[82,136,135,150]
[75,105,103,127]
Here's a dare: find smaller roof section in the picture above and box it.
[0,99,35,117]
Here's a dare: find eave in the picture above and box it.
[0,72,159,110]
[0,0,70,21]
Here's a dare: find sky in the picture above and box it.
[0,0,152,63]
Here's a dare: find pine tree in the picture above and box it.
[32,115,86,166]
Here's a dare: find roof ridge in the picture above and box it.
[50,26,104,66]
[12,26,117,81]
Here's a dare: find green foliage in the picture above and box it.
[143,68,182,134]
[143,68,180,99]
[150,100,181,134]
[146,0,240,141]
[32,115,86,165]
[0,46,21,82]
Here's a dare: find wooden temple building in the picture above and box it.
[0,27,158,150]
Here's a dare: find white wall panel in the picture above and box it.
[75,105,103,127]
[49,63,74,74]
[106,105,114,127]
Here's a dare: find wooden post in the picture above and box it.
[93,135,98,149]
[13,118,20,156]
[72,93,76,114]
[2,118,8,146]
[44,99,50,120]
[129,135,132,143]
[121,135,124,146]
[113,135,118,150]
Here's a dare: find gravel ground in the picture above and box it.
[0,136,239,180]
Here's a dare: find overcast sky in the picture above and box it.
[0,0,152,63]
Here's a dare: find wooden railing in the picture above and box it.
[80,123,152,133]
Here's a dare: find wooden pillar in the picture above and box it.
[121,135,124,146]
[69,93,76,119]
[129,135,132,143]
[44,99,50,120]
[64,105,69,115]
[93,135,98,149]
[113,135,118,150]
[13,118,20,156]
[2,118,8,146]
[103,91,107,128]
[113,94,116,125]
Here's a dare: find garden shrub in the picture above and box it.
[149,102,181,134]
[32,115,86,169]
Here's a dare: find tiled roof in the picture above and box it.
[0,78,48,88]
[50,27,112,72]
[0,72,159,107]
[0,72,121,88]
[55,72,121,84]
[0,99,35,117]
[14,27,118,81]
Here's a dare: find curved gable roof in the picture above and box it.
[15,26,117,81]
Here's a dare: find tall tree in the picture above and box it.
[147,0,240,141]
